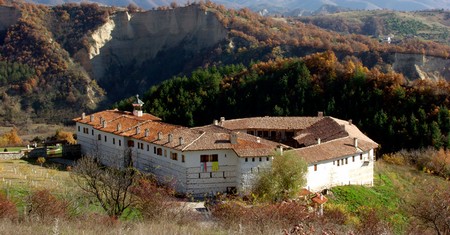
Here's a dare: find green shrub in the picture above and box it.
[252,151,307,202]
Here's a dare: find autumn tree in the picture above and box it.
[55,130,76,144]
[71,156,139,218]
[0,127,22,147]
[409,183,450,235]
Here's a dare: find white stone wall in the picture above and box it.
[238,156,272,193]
[76,123,126,167]
[306,149,374,192]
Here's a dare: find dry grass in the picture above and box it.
[0,218,221,235]
[0,159,75,192]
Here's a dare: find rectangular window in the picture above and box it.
[266,157,269,161]
[200,154,218,162]
[352,156,355,162]
[247,130,254,135]
[360,154,363,160]
[147,145,149,151]
[157,148,162,156]
[104,136,107,142]
[252,158,255,162]
[119,140,121,146]
[259,157,262,162]
[270,131,276,139]
[113,138,115,145]
[98,134,101,140]
[341,159,344,165]
[128,140,134,147]
[337,161,340,166]
[171,152,178,161]
[345,158,348,164]
[314,164,317,171]
[78,126,80,132]
[91,130,94,135]
[257,131,263,137]
[154,147,157,154]
[182,155,185,163]
[245,158,248,162]
[164,149,167,157]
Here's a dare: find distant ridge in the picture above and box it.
[23,0,450,15]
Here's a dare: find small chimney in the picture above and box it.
[117,123,121,131]
[90,114,94,122]
[136,127,141,135]
[256,137,261,143]
[157,131,162,140]
[168,134,173,143]
[101,120,107,128]
[99,117,104,124]
[230,132,238,144]
[277,145,284,156]
[317,111,323,117]
[213,119,218,125]
[348,119,352,125]
[144,129,149,137]
[179,137,184,145]
[220,117,225,122]
[317,138,321,145]
[354,138,358,148]
[81,112,86,120]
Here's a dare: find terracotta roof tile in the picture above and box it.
[220,116,323,130]
[295,117,349,146]
[185,125,283,157]
[291,137,378,164]
[74,111,279,157]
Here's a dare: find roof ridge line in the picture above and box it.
[290,136,352,152]
[120,119,152,133]
[182,131,206,151]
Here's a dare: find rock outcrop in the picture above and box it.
[78,5,228,81]
[392,53,450,81]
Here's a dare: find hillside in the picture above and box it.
[297,10,450,45]
[1,2,450,126]
[1,159,448,234]
[20,0,450,15]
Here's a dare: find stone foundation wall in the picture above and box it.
[0,152,24,160]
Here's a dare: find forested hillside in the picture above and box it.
[1,1,450,126]
[0,3,108,125]
[123,51,450,153]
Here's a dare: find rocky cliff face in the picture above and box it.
[76,5,227,96]
[392,53,450,81]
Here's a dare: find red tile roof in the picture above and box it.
[74,111,281,157]
[295,117,348,146]
[220,116,323,130]
[291,137,378,164]
[186,125,283,157]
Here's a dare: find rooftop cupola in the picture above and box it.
[132,94,144,117]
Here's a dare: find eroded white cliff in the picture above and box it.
[80,5,228,80]
[393,53,450,81]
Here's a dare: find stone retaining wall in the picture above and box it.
[0,152,24,160]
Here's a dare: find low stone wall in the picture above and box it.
[0,152,24,160]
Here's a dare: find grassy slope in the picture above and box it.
[329,161,450,234]
[0,159,221,235]
[2,159,448,234]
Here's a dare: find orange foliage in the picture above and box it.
[0,127,23,147]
